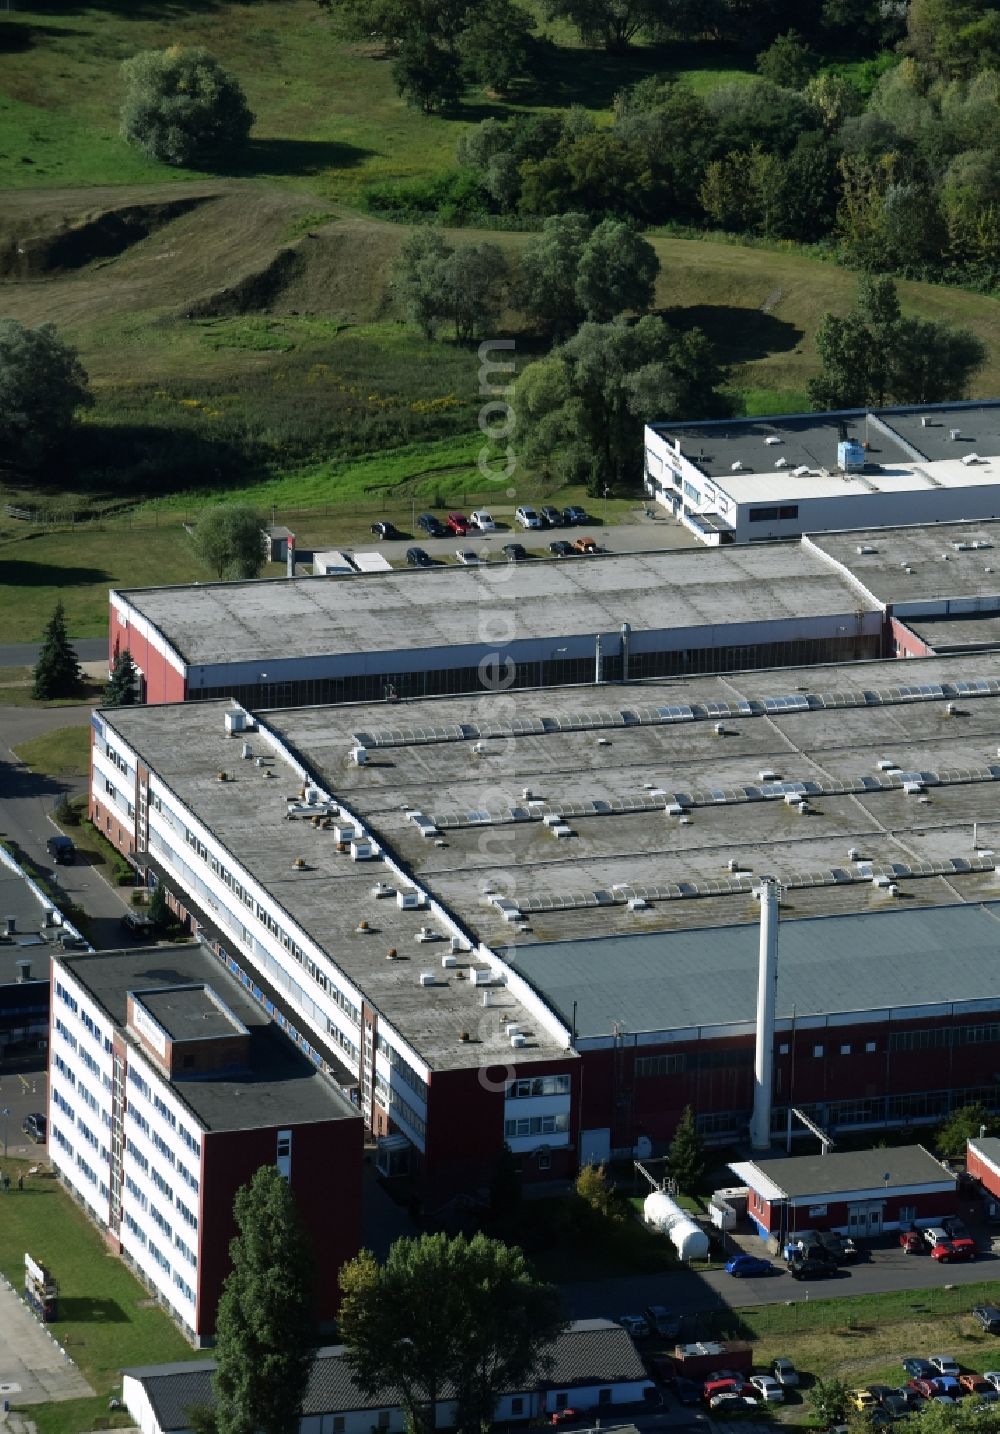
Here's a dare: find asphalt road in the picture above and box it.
[352,514,700,564]
[0,638,107,667]
[0,702,136,948]
[564,1242,1000,1321]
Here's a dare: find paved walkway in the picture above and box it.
[0,1278,93,1405]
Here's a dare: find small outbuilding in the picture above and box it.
[966,1136,1000,1217]
[730,1144,956,1242]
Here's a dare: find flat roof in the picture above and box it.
[113,544,876,669]
[904,613,1000,653]
[652,402,1000,488]
[96,707,571,1073]
[134,985,247,1044]
[970,1136,1000,1169]
[59,946,358,1132]
[735,1145,953,1200]
[808,521,1000,607]
[0,856,87,981]
[105,650,1000,1047]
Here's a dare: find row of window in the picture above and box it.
[374,1074,427,1141]
[126,1137,149,1175]
[78,1117,99,1152]
[53,1053,76,1089]
[152,1168,173,1203]
[105,739,131,777]
[129,1066,152,1101]
[55,1018,78,1054]
[636,1048,753,1078]
[126,1174,148,1211]
[748,504,799,523]
[890,1022,1000,1053]
[77,1155,98,1187]
[174,1234,197,1269]
[503,1113,570,1139]
[152,1130,175,1167]
[151,1205,172,1240]
[55,980,78,1016]
[506,1074,571,1099]
[127,1104,150,1139]
[376,1036,427,1103]
[173,1271,195,1304]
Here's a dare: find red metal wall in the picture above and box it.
[197,1115,361,1339]
[968,1145,1000,1197]
[110,605,186,704]
[890,616,935,659]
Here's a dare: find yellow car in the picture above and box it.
[851,1390,877,1411]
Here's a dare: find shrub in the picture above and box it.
[120,46,254,167]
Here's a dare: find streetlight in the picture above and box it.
[0,1108,9,1159]
[602,485,610,526]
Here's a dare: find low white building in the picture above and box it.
[645,402,1000,545]
[122,1321,654,1434]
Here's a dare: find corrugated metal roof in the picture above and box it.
[509,902,1000,1039]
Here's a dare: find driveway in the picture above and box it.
[0,639,107,668]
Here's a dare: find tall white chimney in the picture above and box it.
[750,877,779,1150]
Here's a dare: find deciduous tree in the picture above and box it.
[574,218,659,321]
[339,1233,564,1434]
[459,0,536,93]
[213,1166,316,1434]
[32,601,83,701]
[120,46,254,167]
[194,505,266,581]
[0,319,92,471]
[936,1102,1000,1160]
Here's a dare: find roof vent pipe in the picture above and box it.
[750,878,779,1150]
[620,622,631,684]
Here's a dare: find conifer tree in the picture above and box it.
[32,601,82,700]
[668,1105,707,1193]
[104,649,139,707]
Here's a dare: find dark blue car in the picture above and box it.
[725,1254,774,1277]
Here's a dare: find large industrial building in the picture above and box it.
[645,402,1000,545]
[107,545,884,708]
[89,647,1000,1194]
[48,944,361,1343]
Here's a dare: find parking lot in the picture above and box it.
[0,1277,92,1406]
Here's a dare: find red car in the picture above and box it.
[446,512,469,535]
[932,1238,976,1262]
[960,1376,992,1396]
[573,536,599,553]
[704,1379,746,1402]
[899,1230,923,1253]
[551,1411,579,1426]
[908,1378,941,1400]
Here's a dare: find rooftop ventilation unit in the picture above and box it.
[774,457,788,469]
[961,453,982,466]
[224,711,248,736]
[450,935,464,953]
[334,824,356,844]
[351,746,368,766]
[241,742,253,760]
[472,742,485,755]
[765,435,781,445]
[857,545,877,555]
[627,896,649,910]
[950,428,961,441]
[350,840,374,861]
[731,460,744,472]
[416,926,439,943]
[397,890,424,910]
[758,768,779,782]
[441,953,458,969]
[510,1033,527,1048]
[542,813,563,827]
[793,464,809,477]
[838,438,865,473]
[371,882,393,898]
[472,968,492,986]
[418,971,436,987]
[666,802,685,816]
[848,847,861,861]
[876,758,896,771]
[506,1022,522,1037]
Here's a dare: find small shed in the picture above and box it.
[262,525,295,562]
[730,1144,956,1242]
[966,1136,1000,1216]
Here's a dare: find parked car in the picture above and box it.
[549,540,574,556]
[984,1373,1000,1392]
[929,1358,962,1378]
[961,1377,993,1397]
[406,547,433,567]
[705,1379,746,1402]
[121,910,155,938]
[417,513,445,537]
[923,1226,951,1248]
[866,1386,899,1406]
[903,1359,936,1380]
[469,510,495,531]
[974,1305,1000,1334]
[771,1358,799,1387]
[943,1216,970,1239]
[851,1390,877,1411]
[709,1393,757,1412]
[46,834,76,864]
[881,1391,918,1418]
[790,1256,837,1280]
[515,505,543,529]
[935,1379,964,1400]
[21,1112,46,1143]
[899,1230,924,1253]
[618,1315,649,1339]
[932,1237,976,1262]
[455,550,480,566]
[573,536,599,553]
[706,1371,748,1387]
[446,512,469,535]
[749,1376,784,1404]
[645,1304,681,1339]
[370,520,400,540]
[550,1409,579,1425]
[725,1254,774,1278]
[908,1378,941,1400]
[541,505,563,527]
[502,543,527,563]
[672,1377,702,1407]
[563,505,589,524]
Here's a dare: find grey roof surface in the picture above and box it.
[742,1144,954,1200]
[59,946,357,1132]
[507,903,1000,1039]
[125,1321,649,1431]
[971,1136,1000,1166]
[136,984,247,1043]
[808,521,1000,607]
[114,543,876,669]
[651,402,1000,483]
[0,862,87,981]
[903,613,1000,653]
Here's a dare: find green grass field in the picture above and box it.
[12,724,91,775]
[0,1159,201,1421]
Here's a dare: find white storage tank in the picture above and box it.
[643,1190,710,1261]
